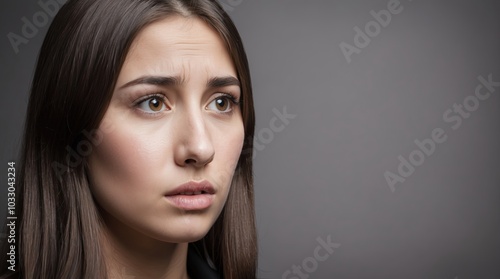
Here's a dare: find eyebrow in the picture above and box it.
[119,75,240,89]
[119,76,181,89]
[207,76,240,88]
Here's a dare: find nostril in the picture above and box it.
[184,158,197,164]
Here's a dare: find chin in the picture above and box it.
[142,214,218,244]
[154,227,212,244]
[166,231,208,243]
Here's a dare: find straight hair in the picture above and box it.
[0,0,256,278]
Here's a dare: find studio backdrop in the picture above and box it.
[1,0,499,278]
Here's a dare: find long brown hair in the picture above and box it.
[0,0,256,278]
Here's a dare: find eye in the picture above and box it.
[136,95,168,113]
[207,94,239,114]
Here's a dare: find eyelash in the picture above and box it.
[133,92,241,116]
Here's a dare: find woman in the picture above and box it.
[0,0,257,278]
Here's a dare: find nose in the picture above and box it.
[173,108,215,168]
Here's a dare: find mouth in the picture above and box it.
[176,190,211,195]
[164,180,215,210]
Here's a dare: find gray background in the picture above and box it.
[1,0,499,278]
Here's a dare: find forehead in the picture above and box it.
[119,15,236,80]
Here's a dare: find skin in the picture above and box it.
[87,15,244,279]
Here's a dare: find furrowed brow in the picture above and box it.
[207,76,240,88]
[119,76,182,89]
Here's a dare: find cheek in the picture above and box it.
[211,124,245,189]
[220,131,244,167]
[86,119,169,209]
[90,129,151,185]
[89,113,173,183]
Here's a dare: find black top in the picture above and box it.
[186,244,221,279]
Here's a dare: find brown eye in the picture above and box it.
[207,95,235,113]
[148,97,163,112]
[215,98,229,111]
[137,95,167,114]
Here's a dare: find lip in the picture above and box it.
[164,180,215,210]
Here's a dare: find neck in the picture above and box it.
[100,214,190,279]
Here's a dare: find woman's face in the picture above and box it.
[87,15,244,243]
